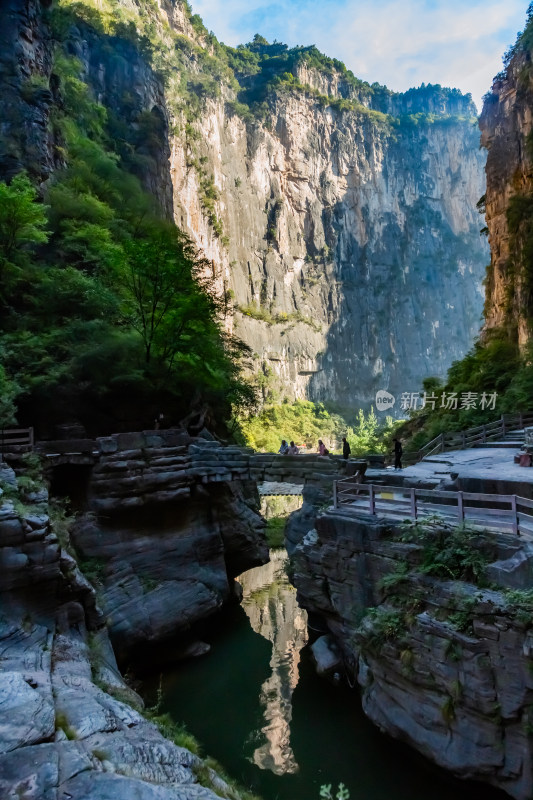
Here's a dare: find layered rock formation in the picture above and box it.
[293,511,533,799]
[0,0,488,411]
[60,432,267,661]
[39,428,350,661]
[0,462,235,800]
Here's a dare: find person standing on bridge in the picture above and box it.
[288,441,299,455]
[342,437,351,460]
[393,437,403,470]
[278,440,289,455]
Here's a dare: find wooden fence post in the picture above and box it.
[29,427,34,450]
[369,484,375,515]
[457,491,464,523]
[502,415,506,437]
[461,431,466,449]
[520,413,524,429]
[511,495,518,536]
[333,481,338,509]
[482,424,487,443]
[440,433,445,453]
[410,488,417,520]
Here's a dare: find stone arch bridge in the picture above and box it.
[34,429,353,513]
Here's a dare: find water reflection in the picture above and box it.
[148,549,508,800]
[239,550,308,775]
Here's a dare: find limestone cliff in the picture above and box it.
[480,15,533,348]
[178,87,487,409]
[0,0,488,411]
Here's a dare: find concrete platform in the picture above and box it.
[365,447,533,499]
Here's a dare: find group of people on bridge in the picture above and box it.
[278,440,301,455]
[277,437,353,459]
[276,436,403,468]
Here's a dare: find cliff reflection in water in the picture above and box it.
[238,550,308,775]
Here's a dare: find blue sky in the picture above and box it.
[190,0,528,111]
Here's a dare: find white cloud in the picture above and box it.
[190,0,527,110]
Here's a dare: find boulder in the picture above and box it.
[310,635,341,676]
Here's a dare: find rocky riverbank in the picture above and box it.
[0,448,266,799]
[292,509,533,799]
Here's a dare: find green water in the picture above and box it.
[146,551,506,800]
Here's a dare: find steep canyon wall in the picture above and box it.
[170,48,488,409]
[0,446,269,800]
[0,0,488,411]
[480,26,533,349]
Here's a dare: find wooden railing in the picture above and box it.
[0,427,34,457]
[403,412,533,465]
[332,480,533,536]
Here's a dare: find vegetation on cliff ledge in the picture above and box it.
[48,0,475,129]
[395,329,533,450]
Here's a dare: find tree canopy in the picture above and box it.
[0,50,254,436]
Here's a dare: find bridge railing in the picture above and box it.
[402,411,533,465]
[0,427,34,457]
[333,480,533,537]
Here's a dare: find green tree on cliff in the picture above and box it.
[0,174,49,300]
[120,224,215,367]
[0,47,255,433]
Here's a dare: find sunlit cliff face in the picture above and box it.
[171,91,487,408]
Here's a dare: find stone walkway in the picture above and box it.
[367,447,533,497]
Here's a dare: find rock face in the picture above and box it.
[0,0,173,204]
[480,23,533,348]
[64,432,268,662]
[0,0,488,410]
[40,429,352,660]
[292,512,533,799]
[0,0,56,181]
[0,465,230,800]
[183,90,487,409]
[67,433,358,659]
